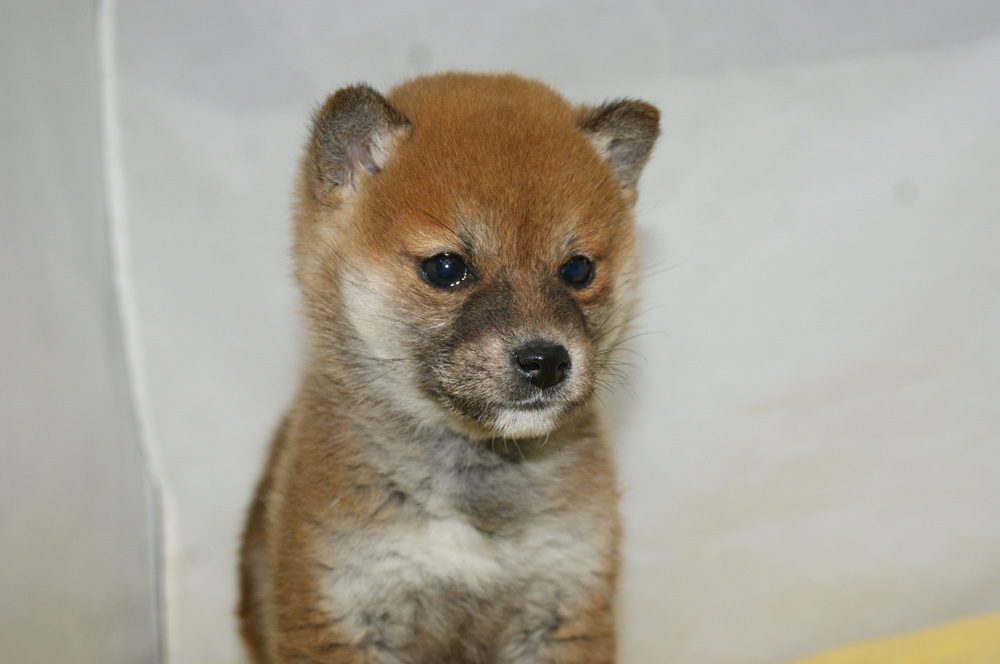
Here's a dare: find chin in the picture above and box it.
[489,405,566,439]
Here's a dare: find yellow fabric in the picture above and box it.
[786,615,1000,664]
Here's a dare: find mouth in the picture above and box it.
[434,387,591,440]
[418,341,595,439]
[505,391,568,411]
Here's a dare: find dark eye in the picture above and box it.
[420,253,470,289]
[560,256,594,288]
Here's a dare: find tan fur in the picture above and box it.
[239,73,658,664]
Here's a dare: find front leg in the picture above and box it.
[265,516,380,664]
[501,586,617,664]
[270,593,374,664]
[268,519,431,664]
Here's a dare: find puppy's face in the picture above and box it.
[339,193,633,440]
[295,75,658,440]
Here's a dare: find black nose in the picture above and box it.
[513,342,571,389]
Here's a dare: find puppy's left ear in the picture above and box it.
[577,100,660,196]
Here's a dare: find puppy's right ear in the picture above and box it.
[305,85,410,204]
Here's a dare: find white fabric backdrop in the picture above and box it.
[113,2,1000,662]
[0,4,159,663]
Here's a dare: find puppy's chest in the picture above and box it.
[322,515,599,657]
[317,463,603,656]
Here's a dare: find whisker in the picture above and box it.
[400,200,461,239]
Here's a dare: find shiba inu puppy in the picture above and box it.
[239,73,658,664]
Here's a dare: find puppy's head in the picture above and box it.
[294,74,658,440]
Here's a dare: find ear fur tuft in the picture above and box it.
[307,85,410,200]
[576,100,660,191]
